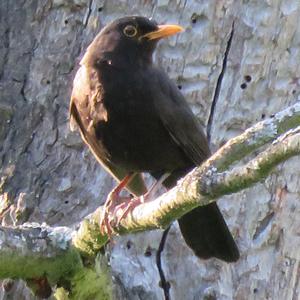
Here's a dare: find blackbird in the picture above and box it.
[70,16,239,262]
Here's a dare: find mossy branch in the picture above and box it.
[0,102,299,297]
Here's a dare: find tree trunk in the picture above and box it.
[0,0,299,299]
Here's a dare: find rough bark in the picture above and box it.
[0,0,300,299]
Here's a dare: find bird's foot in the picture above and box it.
[114,192,154,228]
[115,173,170,227]
[100,189,132,236]
[114,196,143,225]
[112,175,170,229]
[99,173,167,236]
[99,173,135,236]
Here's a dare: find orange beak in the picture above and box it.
[142,24,184,40]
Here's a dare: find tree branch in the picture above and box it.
[0,102,300,293]
[104,124,300,234]
[204,101,300,171]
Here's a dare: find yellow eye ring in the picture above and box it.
[123,25,137,37]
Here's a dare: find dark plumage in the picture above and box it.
[70,16,239,262]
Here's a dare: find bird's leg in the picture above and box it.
[115,173,171,227]
[144,173,170,200]
[100,173,135,236]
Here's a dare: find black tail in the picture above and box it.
[178,202,239,262]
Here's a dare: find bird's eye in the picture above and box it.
[123,25,137,37]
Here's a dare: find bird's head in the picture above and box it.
[81,16,183,68]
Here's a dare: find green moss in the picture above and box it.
[73,218,108,258]
[0,247,82,284]
[0,246,112,299]
[69,255,112,300]
[278,114,300,134]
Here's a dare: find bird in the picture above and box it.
[70,16,239,262]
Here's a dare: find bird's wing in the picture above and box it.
[152,69,210,165]
[70,66,147,197]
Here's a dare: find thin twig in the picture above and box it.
[156,226,171,300]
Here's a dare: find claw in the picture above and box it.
[99,190,131,236]
[99,173,170,236]
[114,196,143,228]
[113,188,158,228]
[99,173,136,236]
